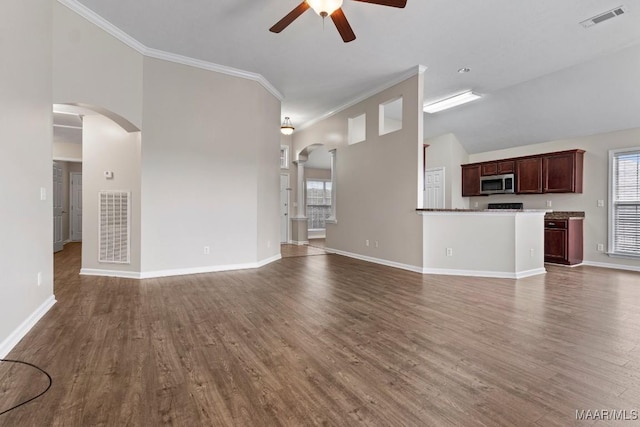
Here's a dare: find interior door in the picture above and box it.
[70,172,83,241]
[280,174,290,243]
[424,167,445,209]
[53,162,64,252]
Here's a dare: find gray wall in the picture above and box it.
[140,57,280,273]
[0,0,54,353]
[82,115,142,273]
[293,72,425,269]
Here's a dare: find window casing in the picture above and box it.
[306,179,332,230]
[609,148,640,257]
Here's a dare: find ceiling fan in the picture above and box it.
[269,0,407,43]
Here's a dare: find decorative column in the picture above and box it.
[326,149,337,224]
[291,159,308,245]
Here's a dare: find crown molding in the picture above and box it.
[56,0,284,101]
[296,64,428,132]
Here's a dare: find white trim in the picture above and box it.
[291,240,309,246]
[326,248,423,274]
[421,267,546,279]
[582,260,640,273]
[80,254,282,280]
[56,0,284,102]
[80,268,141,278]
[298,65,427,131]
[0,296,56,358]
[52,156,82,163]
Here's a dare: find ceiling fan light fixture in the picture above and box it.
[281,117,295,135]
[423,91,482,113]
[307,0,343,17]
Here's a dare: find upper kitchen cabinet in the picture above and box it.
[543,150,584,193]
[481,160,515,176]
[515,157,543,194]
[461,164,482,196]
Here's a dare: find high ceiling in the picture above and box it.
[69,0,640,152]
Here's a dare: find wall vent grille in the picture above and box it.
[580,6,627,28]
[98,191,131,264]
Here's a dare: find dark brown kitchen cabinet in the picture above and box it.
[480,160,515,176]
[543,150,584,193]
[515,157,543,193]
[544,218,583,265]
[461,164,482,196]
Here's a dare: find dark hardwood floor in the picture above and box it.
[2,242,640,426]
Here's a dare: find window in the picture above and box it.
[609,148,640,257]
[280,145,289,169]
[348,113,366,145]
[306,180,332,230]
[379,96,403,135]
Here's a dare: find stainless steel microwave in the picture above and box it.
[480,174,515,194]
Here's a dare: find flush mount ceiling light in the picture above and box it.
[423,91,482,114]
[281,117,295,135]
[457,67,471,74]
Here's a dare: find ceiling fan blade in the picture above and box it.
[330,8,356,43]
[352,0,407,7]
[269,2,310,33]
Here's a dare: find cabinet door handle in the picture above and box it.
[548,222,555,226]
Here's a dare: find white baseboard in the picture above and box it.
[421,267,546,279]
[581,260,640,273]
[325,248,546,279]
[81,254,282,280]
[80,268,141,279]
[0,295,56,358]
[291,240,309,246]
[326,248,423,274]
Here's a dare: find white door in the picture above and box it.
[70,172,83,242]
[280,174,290,243]
[424,167,445,209]
[53,162,64,252]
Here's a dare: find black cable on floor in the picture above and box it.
[0,359,52,416]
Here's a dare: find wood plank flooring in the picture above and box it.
[2,242,640,426]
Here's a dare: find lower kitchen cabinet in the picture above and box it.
[544,218,583,265]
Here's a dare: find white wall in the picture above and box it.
[468,127,640,271]
[0,0,55,355]
[425,133,469,209]
[82,115,142,273]
[140,57,280,274]
[53,2,143,129]
[294,72,425,269]
[53,141,82,161]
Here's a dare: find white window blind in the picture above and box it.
[306,180,332,230]
[98,191,131,264]
[611,150,640,256]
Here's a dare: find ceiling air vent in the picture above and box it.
[580,6,627,28]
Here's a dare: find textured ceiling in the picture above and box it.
[70,0,640,152]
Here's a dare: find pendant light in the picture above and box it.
[281,117,295,135]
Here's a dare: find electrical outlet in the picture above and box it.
[530,248,535,257]
[546,200,552,208]
[37,272,42,286]
[203,246,210,255]
[597,243,604,252]
[446,248,453,257]
[597,200,605,208]
[474,202,479,208]
[375,240,379,248]
[267,240,271,248]
[40,187,46,201]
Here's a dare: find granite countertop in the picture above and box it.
[545,211,585,220]
[416,208,548,213]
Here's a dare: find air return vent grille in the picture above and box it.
[580,6,627,28]
[98,191,131,264]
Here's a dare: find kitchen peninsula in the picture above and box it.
[416,208,548,278]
